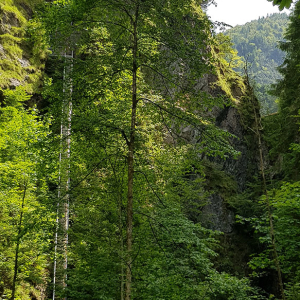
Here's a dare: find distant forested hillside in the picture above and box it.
[226,13,289,114]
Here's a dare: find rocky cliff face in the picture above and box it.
[215,106,251,192]
[182,71,262,233]
[183,73,264,277]
[202,104,260,233]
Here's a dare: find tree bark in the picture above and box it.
[11,182,27,300]
[247,75,285,300]
[125,3,139,300]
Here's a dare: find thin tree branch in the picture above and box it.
[135,170,166,208]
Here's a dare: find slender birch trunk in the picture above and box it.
[53,51,73,300]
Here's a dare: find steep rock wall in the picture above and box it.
[202,104,260,233]
[187,71,262,233]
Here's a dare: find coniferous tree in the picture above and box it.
[267,0,300,179]
[274,1,300,139]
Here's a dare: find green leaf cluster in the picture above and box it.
[0,87,55,299]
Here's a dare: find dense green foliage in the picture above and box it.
[226,13,289,114]
[0,0,263,299]
[3,0,300,299]
[40,1,258,299]
[269,1,300,158]
[269,0,293,10]
[234,2,300,299]
[0,87,55,299]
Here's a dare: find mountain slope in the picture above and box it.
[225,13,289,114]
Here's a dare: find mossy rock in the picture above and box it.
[0,0,46,93]
[212,34,246,105]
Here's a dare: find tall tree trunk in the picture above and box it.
[107,152,125,300]
[119,192,125,300]
[11,182,27,300]
[125,4,139,300]
[247,75,285,300]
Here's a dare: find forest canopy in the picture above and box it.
[1,0,300,300]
